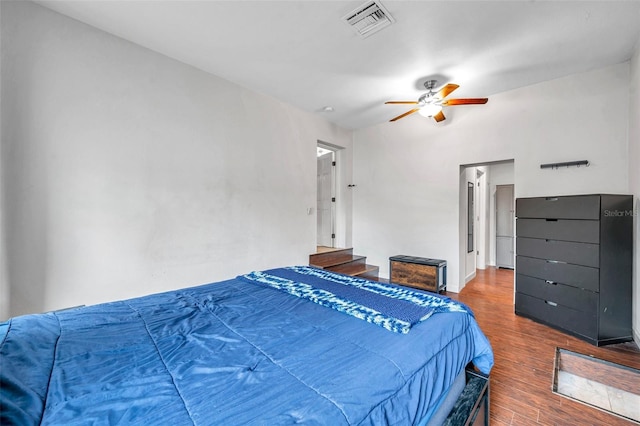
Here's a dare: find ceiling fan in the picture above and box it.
[385,80,488,122]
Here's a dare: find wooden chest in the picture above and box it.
[389,255,447,293]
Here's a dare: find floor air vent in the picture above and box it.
[342,1,395,38]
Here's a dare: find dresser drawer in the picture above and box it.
[516,256,599,292]
[515,292,597,339]
[516,274,598,312]
[516,237,599,268]
[516,219,599,244]
[516,195,600,219]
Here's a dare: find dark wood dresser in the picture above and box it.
[515,194,633,346]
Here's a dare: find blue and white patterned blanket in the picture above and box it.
[238,266,471,334]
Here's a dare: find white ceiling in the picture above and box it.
[36,0,640,130]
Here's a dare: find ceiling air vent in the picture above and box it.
[342,1,395,38]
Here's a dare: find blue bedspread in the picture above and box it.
[1,267,493,425]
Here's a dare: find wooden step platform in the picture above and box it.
[309,248,379,281]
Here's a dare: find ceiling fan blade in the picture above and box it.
[435,84,459,99]
[442,98,488,105]
[385,101,419,105]
[433,110,446,122]
[390,108,419,122]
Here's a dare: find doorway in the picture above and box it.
[459,160,514,289]
[317,145,336,248]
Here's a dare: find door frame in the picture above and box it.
[317,141,349,249]
[459,159,515,290]
[317,145,336,248]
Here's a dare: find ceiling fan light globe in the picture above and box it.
[418,104,442,117]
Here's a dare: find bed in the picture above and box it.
[1,266,493,425]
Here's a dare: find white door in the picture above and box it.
[496,184,515,268]
[317,151,334,247]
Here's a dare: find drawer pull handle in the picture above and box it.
[545,301,558,307]
[545,219,558,222]
[546,260,566,264]
[545,197,559,201]
[545,280,557,285]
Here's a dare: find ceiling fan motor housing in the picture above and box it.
[423,79,438,91]
[419,80,439,104]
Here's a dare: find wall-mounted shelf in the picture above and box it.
[540,160,589,170]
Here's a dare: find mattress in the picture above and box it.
[1,266,493,425]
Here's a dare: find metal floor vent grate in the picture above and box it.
[342,1,395,38]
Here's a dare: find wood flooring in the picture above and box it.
[446,267,640,426]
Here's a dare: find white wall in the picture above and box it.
[353,63,630,292]
[629,38,640,345]
[0,1,353,318]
